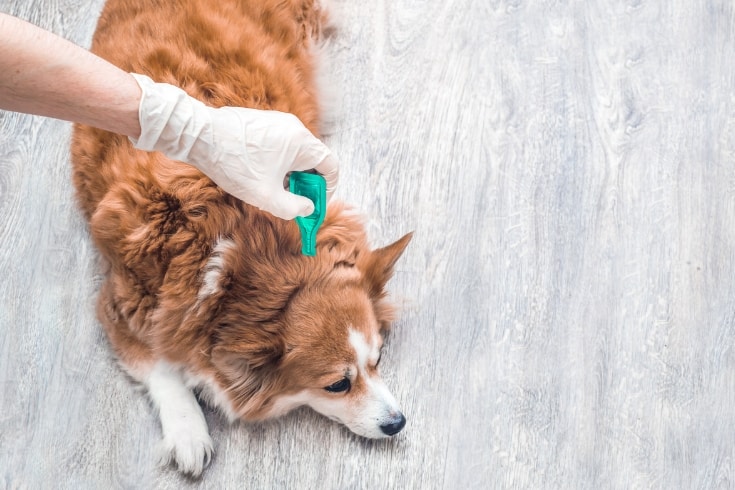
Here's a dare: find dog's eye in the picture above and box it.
[325,378,351,393]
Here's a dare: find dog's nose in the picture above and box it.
[380,412,406,436]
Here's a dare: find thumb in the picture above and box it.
[263,189,315,220]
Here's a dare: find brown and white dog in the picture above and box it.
[71,0,411,476]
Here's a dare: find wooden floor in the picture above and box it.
[2,0,735,488]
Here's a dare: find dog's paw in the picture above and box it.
[156,427,214,477]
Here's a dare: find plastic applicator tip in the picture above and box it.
[289,171,326,256]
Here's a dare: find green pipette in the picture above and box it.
[289,171,326,256]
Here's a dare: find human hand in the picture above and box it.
[129,74,338,220]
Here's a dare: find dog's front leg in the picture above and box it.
[143,361,214,476]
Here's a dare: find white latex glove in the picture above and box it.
[129,74,338,220]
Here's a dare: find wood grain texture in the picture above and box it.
[2,0,735,488]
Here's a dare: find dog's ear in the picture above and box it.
[362,232,413,300]
[360,232,412,332]
[211,322,285,371]
[210,323,285,412]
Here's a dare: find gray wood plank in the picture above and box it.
[2,0,735,488]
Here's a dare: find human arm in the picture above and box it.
[0,12,142,137]
[0,13,338,219]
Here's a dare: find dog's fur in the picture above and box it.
[71,0,411,475]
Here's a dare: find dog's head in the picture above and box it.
[207,204,412,438]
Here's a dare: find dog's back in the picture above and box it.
[72,0,326,219]
[69,0,331,370]
[70,0,330,305]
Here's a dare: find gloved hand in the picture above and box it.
[129,74,338,220]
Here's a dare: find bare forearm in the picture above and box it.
[0,13,141,138]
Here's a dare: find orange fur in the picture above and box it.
[71,0,411,427]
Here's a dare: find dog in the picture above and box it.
[71,0,411,476]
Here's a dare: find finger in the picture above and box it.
[291,130,330,169]
[314,153,339,200]
[263,189,315,220]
